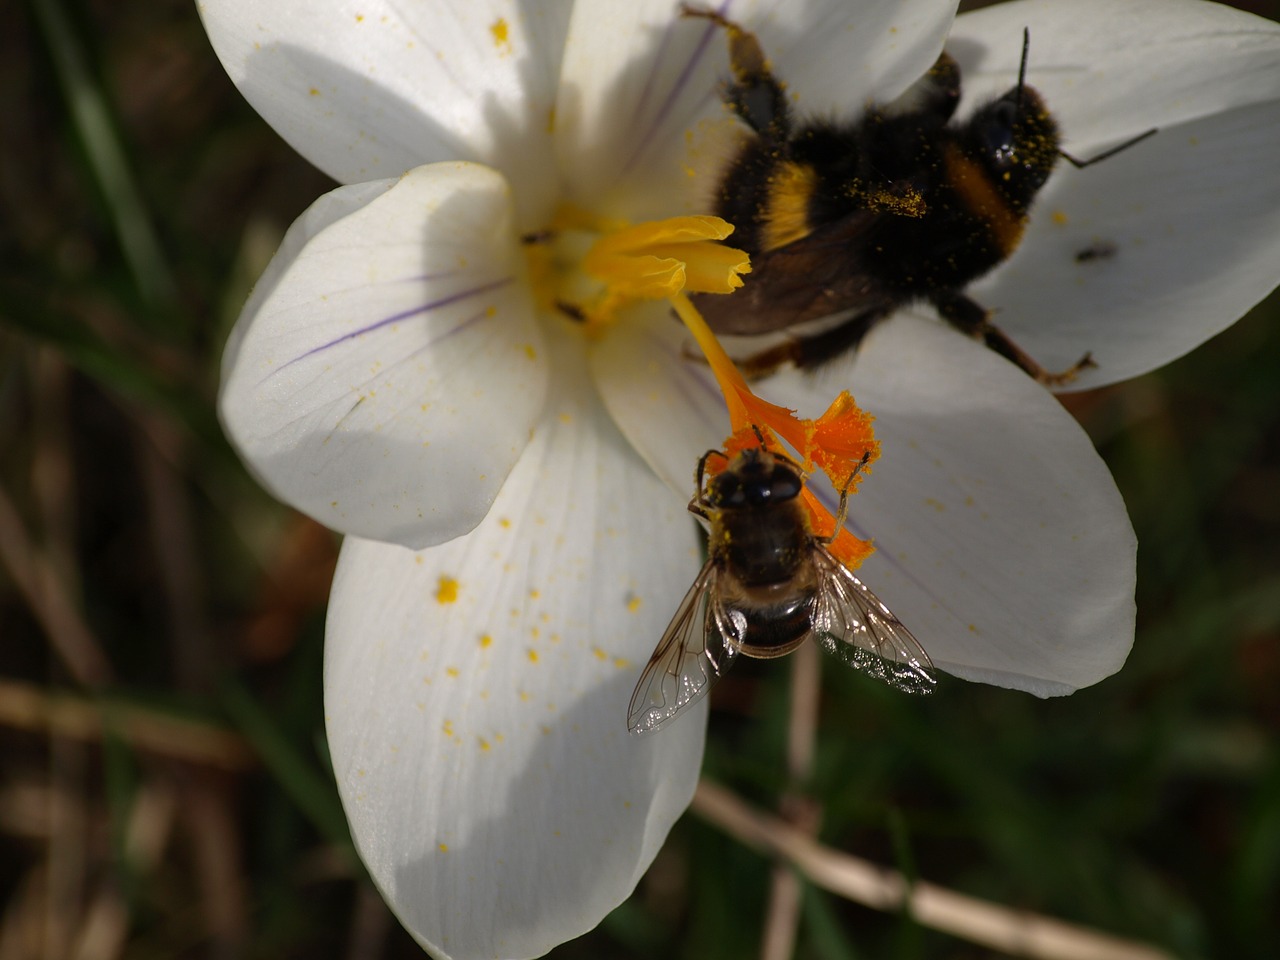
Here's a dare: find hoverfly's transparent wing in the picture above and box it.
[627,562,740,734]
[810,546,936,694]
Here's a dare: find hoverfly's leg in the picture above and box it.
[933,291,1096,387]
[680,6,791,142]
[689,447,728,520]
[688,497,712,521]
[727,307,887,379]
[818,450,871,545]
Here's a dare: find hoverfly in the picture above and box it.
[627,441,935,734]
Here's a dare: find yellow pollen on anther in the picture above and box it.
[525,208,750,333]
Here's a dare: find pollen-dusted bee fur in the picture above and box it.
[682,6,1155,385]
[627,441,935,735]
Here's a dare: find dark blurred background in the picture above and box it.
[2,0,1279,957]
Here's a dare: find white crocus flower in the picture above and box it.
[201,0,1280,956]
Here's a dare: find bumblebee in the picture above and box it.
[627,443,935,735]
[683,7,1154,385]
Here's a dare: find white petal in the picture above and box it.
[198,0,573,225]
[326,331,704,960]
[977,100,1280,389]
[556,0,958,219]
[952,0,1280,149]
[588,306,729,499]
[765,314,1136,696]
[220,162,548,549]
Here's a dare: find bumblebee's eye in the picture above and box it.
[982,99,1019,166]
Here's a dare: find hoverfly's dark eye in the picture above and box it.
[710,472,745,507]
[768,466,802,502]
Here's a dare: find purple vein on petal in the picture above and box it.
[267,277,513,379]
[619,0,735,178]
[317,306,495,448]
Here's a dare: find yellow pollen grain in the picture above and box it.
[529,589,541,600]
[355,13,364,22]
[443,719,454,736]
[1052,210,1069,226]
[523,343,537,360]
[309,87,320,96]
[499,517,511,529]
[527,649,539,663]
[479,633,493,649]
[489,17,511,53]
[626,595,642,613]
[438,843,449,853]
[485,305,496,317]
[446,666,460,679]
[613,657,631,670]
[435,575,460,604]
[593,647,608,661]
[520,690,531,702]
[479,738,491,752]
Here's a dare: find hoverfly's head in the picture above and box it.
[709,447,803,509]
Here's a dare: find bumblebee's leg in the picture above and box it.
[680,6,791,141]
[932,291,1096,387]
[727,307,888,379]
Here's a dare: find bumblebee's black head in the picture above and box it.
[708,448,803,509]
[962,84,1061,211]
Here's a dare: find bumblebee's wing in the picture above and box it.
[809,546,937,694]
[627,562,740,735]
[692,210,894,335]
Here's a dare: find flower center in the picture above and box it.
[523,205,751,335]
[523,203,877,571]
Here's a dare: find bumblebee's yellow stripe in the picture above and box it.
[762,162,817,251]
[942,143,1026,257]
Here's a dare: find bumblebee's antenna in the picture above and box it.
[1015,28,1030,115]
[1059,127,1158,168]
